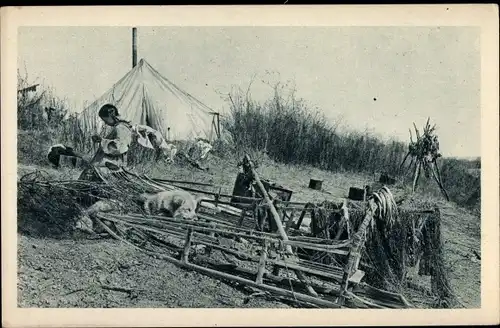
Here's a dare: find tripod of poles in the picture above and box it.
[400,118,450,202]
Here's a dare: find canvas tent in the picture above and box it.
[78,58,220,142]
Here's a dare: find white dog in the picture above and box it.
[138,190,203,220]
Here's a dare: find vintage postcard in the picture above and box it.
[1,4,499,327]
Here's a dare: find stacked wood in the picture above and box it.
[95,209,410,309]
[400,118,449,201]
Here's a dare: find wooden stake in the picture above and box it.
[339,200,375,304]
[256,240,269,284]
[412,162,421,192]
[238,209,247,227]
[334,199,350,240]
[295,203,314,230]
[285,209,297,232]
[399,151,411,173]
[242,155,319,297]
[413,122,421,140]
[430,161,450,201]
[181,228,194,263]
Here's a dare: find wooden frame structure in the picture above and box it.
[22,151,458,308]
[74,155,428,308]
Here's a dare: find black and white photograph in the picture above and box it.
[2,5,499,328]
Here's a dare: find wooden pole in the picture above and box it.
[197,255,343,297]
[295,203,314,230]
[94,217,341,308]
[285,209,297,232]
[256,240,269,284]
[430,161,450,201]
[216,113,221,138]
[101,213,351,254]
[242,154,319,297]
[334,199,350,240]
[243,155,289,244]
[152,178,214,187]
[412,161,421,192]
[338,200,375,304]
[237,209,247,227]
[132,27,137,68]
[181,228,194,263]
[399,151,411,172]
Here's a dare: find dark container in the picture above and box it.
[230,172,255,207]
[230,173,294,206]
[308,178,323,191]
[348,187,366,201]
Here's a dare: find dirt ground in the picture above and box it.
[17,234,291,308]
[16,157,481,308]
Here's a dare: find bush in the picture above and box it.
[439,158,481,209]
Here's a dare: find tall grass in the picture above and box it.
[222,81,481,210]
[17,70,106,166]
[222,82,408,174]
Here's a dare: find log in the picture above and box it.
[93,217,341,308]
[399,151,411,172]
[237,209,247,226]
[243,155,292,249]
[345,291,386,309]
[196,213,235,227]
[429,161,450,201]
[132,228,182,252]
[269,260,344,283]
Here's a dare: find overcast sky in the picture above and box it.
[18,26,480,158]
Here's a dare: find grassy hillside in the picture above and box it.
[17,78,480,211]
[220,84,481,211]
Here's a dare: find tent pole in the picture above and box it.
[132,27,137,68]
[216,113,221,138]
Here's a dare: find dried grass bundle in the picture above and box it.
[17,169,148,238]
